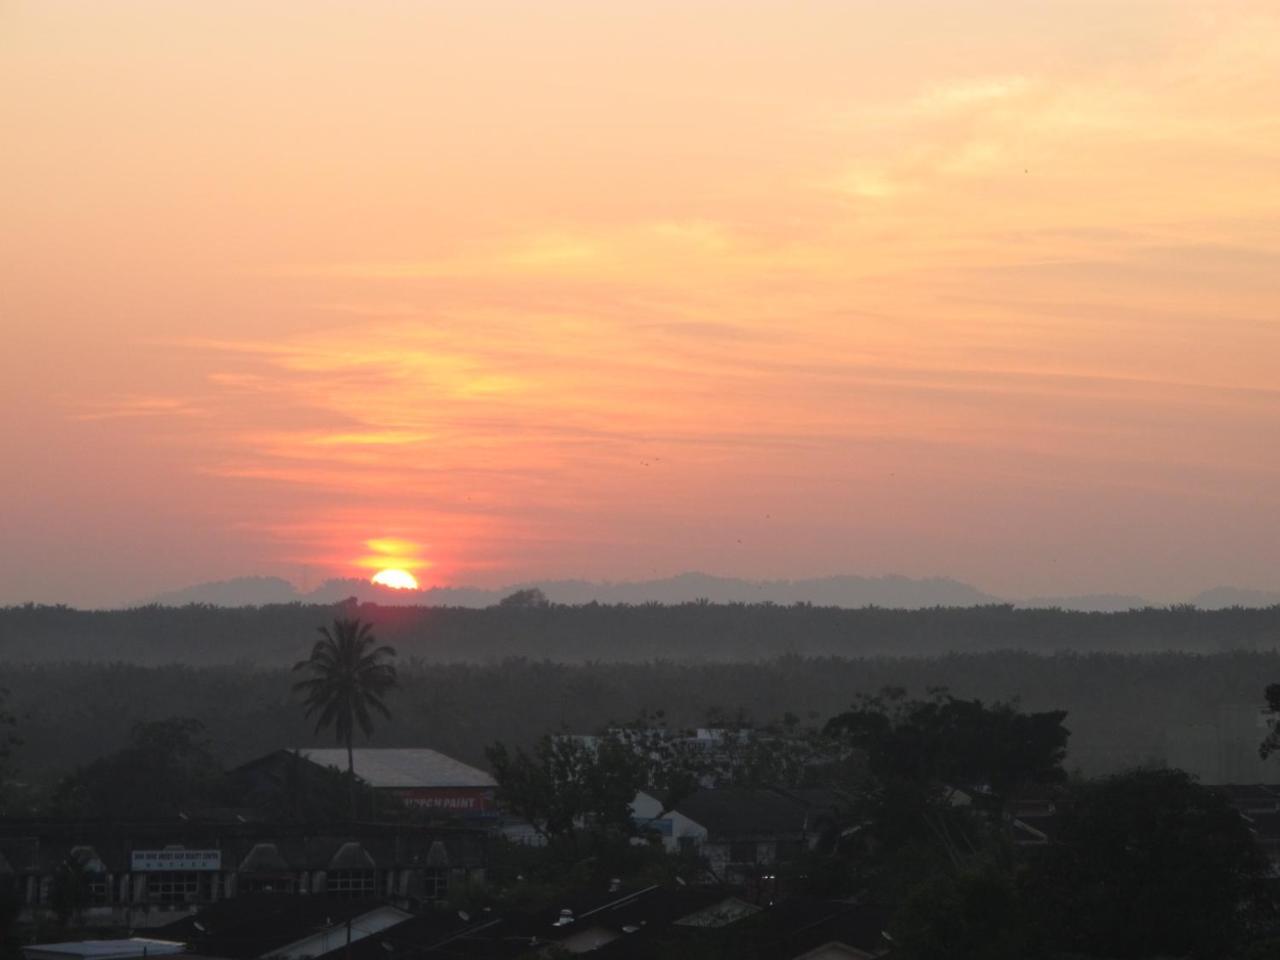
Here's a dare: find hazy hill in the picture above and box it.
[148,572,999,609]
[136,574,1280,613]
[145,576,301,606]
[1190,586,1280,609]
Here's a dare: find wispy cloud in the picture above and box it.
[913,75,1033,112]
[72,395,206,422]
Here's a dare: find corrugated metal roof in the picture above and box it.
[294,748,496,789]
[24,940,186,960]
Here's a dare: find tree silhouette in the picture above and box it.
[292,618,397,819]
[1025,768,1270,959]
[50,717,222,820]
[49,857,91,927]
[497,587,550,608]
[0,687,20,814]
[1260,683,1280,758]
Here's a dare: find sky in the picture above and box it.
[2,0,1279,607]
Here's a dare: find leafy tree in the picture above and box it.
[496,588,551,608]
[485,707,850,851]
[48,857,91,927]
[821,689,1068,898]
[888,859,1041,960]
[694,716,849,790]
[231,748,393,823]
[1025,768,1271,959]
[1260,682,1280,758]
[487,733,650,843]
[825,687,1068,813]
[49,717,222,819]
[0,688,19,814]
[292,617,398,819]
[486,721,714,845]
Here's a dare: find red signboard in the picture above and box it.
[393,786,496,815]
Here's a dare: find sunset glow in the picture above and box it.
[3,1,1279,606]
[370,569,420,591]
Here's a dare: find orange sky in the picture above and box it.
[3,1,1279,606]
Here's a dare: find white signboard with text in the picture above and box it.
[131,849,222,871]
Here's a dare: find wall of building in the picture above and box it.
[630,792,709,853]
[0,822,487,929]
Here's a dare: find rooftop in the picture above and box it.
[24,941,185,960]
[292,749,496,789]
[672,787,837,838]
[158,896,400,959]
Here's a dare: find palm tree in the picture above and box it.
[292,617,397,819]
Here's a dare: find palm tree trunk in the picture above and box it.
[346,736,356,821]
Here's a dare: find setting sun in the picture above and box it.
[371,569,420,591]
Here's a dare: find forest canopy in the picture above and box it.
[2,600,1279,666]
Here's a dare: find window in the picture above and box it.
[87,875,110,905]
[147,872,201,904]
[775,839,803,862]
[327,870,376,898]
[729,841,757,864]
[423,868,447,901]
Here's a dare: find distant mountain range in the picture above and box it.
[1184,586,1280,610]
[140,573,1280,611]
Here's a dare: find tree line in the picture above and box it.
[4,648,1280,795]
[3,599,1279,665]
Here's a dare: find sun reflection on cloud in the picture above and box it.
[358,537,431,576]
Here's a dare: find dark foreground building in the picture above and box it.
[26,883,892,960]
[0,818,486,928]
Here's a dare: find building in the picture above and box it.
[32,882,891,960]
[233,749,497,819]
[630,787,840,887]
[0,818,486,928]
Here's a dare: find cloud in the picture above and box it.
[268,219,772,287]
[913,75,1032,112]
[303,431,434,447]
[72,395,205,422]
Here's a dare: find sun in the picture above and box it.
[371,568,420,590]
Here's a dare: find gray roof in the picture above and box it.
[294,748,496,789]
[238,843,290,874]
[24,940,186,960]
[672,787,835,838]
[328,841,377,871]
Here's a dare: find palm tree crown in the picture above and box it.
[292,617,397,817]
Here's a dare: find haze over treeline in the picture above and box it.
[2,650,1276,794]
[4,600,1280,666]
[140,572,1280,611]
[146,572,998,609]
